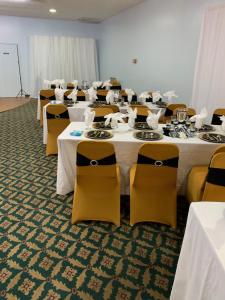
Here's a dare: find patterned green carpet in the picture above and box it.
[0,100,189,300]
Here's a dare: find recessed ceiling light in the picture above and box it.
[49,8,56,13]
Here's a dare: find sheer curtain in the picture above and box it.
[191,5,225,115]
[30,35,99,96]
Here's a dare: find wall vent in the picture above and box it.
[77,17,102,24]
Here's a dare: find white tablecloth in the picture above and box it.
[56,122,222,195]
[43,102,162,144]
[171,202,225,300]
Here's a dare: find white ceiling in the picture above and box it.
[0,0,145,23]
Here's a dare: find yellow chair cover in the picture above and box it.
[202,152,225,201]
[40,89,55,127]
[130,143,179,228]
[72,141,120,226]
[92,106,119,122]
[186,146,225,202]
[162,104,187,123]
[129,105,150,122]
[46,104,70,156]
[67,83,75,89]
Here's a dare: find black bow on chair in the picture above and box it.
[137,154,179,168]
[40,95,55,100]
[46,111,69,119]
[211,114,222,125]
[206,167,225,187]
[77,152,116,166]
[164,108,173,117]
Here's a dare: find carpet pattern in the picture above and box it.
[0,100,189,300]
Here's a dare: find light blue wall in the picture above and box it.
[0,16,101,94]
[99,0,225,104]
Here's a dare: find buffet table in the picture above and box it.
[42,102,163,144]
[171,202,225,300]
[56,122,221,195]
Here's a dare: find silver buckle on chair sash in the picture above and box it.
[55,114,61,119]
[154,160,163,167]
[90,160,99,166]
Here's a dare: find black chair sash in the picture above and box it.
[51,84,56,89]
[77,152,116,166]
[40,95,55,100]
[206,167,225,187]
[77,96,85,101]
[94,116,106,122]
[64,95,85,101]
[137,154,179,168]
[110,86,122,90]
[164,108,173,117]
[136,115,147,122]
[122,95,137,102]
[145,97,153,102]
[211,114,222,125]
[46,110,69,119]
[96,95,107,101]
[67,85,74,90]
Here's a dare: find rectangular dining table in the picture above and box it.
[56,122,222,196]
[42,101,163,144]
[171,202,225,300]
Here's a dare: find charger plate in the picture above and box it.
[85,130,113,140]
[198,133,225,143]
[134,122,153,130]
[134,131,163,141]
[92,122,112,130]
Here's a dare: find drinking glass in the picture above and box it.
[177,109,187,123]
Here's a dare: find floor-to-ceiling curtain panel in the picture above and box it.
[191,5,225,115]
[30,35,99,96]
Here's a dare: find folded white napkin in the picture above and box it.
[54,88,67,102]
[104,112,125,128]
[146,110,161,129]
[125,89,135,103]
[87,87,98,102]
[220,116,225,131]
[58,79,65,89]
[67,89,78,102]
[190,108,208,129]
[84,108,95,128]
[102,80,112,89]
[139,92,150,99]
[92,81,103,89]
[52,79,61,88]
[126,107,137,128]
[43,80,51,89]
[152,91,162,103]
[163,91,178,103]
[106,90,114,104]
[72,80,79,88]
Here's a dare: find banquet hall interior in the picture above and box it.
[1,0,225,299]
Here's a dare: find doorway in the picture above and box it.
[0,43,21,97]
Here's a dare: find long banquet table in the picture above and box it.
[56,122,222,196]
[43,101,163,144]
[171,202,225,300]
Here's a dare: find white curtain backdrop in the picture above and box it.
[30,35,99,96]
[191,5,225,116]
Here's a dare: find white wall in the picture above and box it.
[0,16,101,94]
[99,0,225,104]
